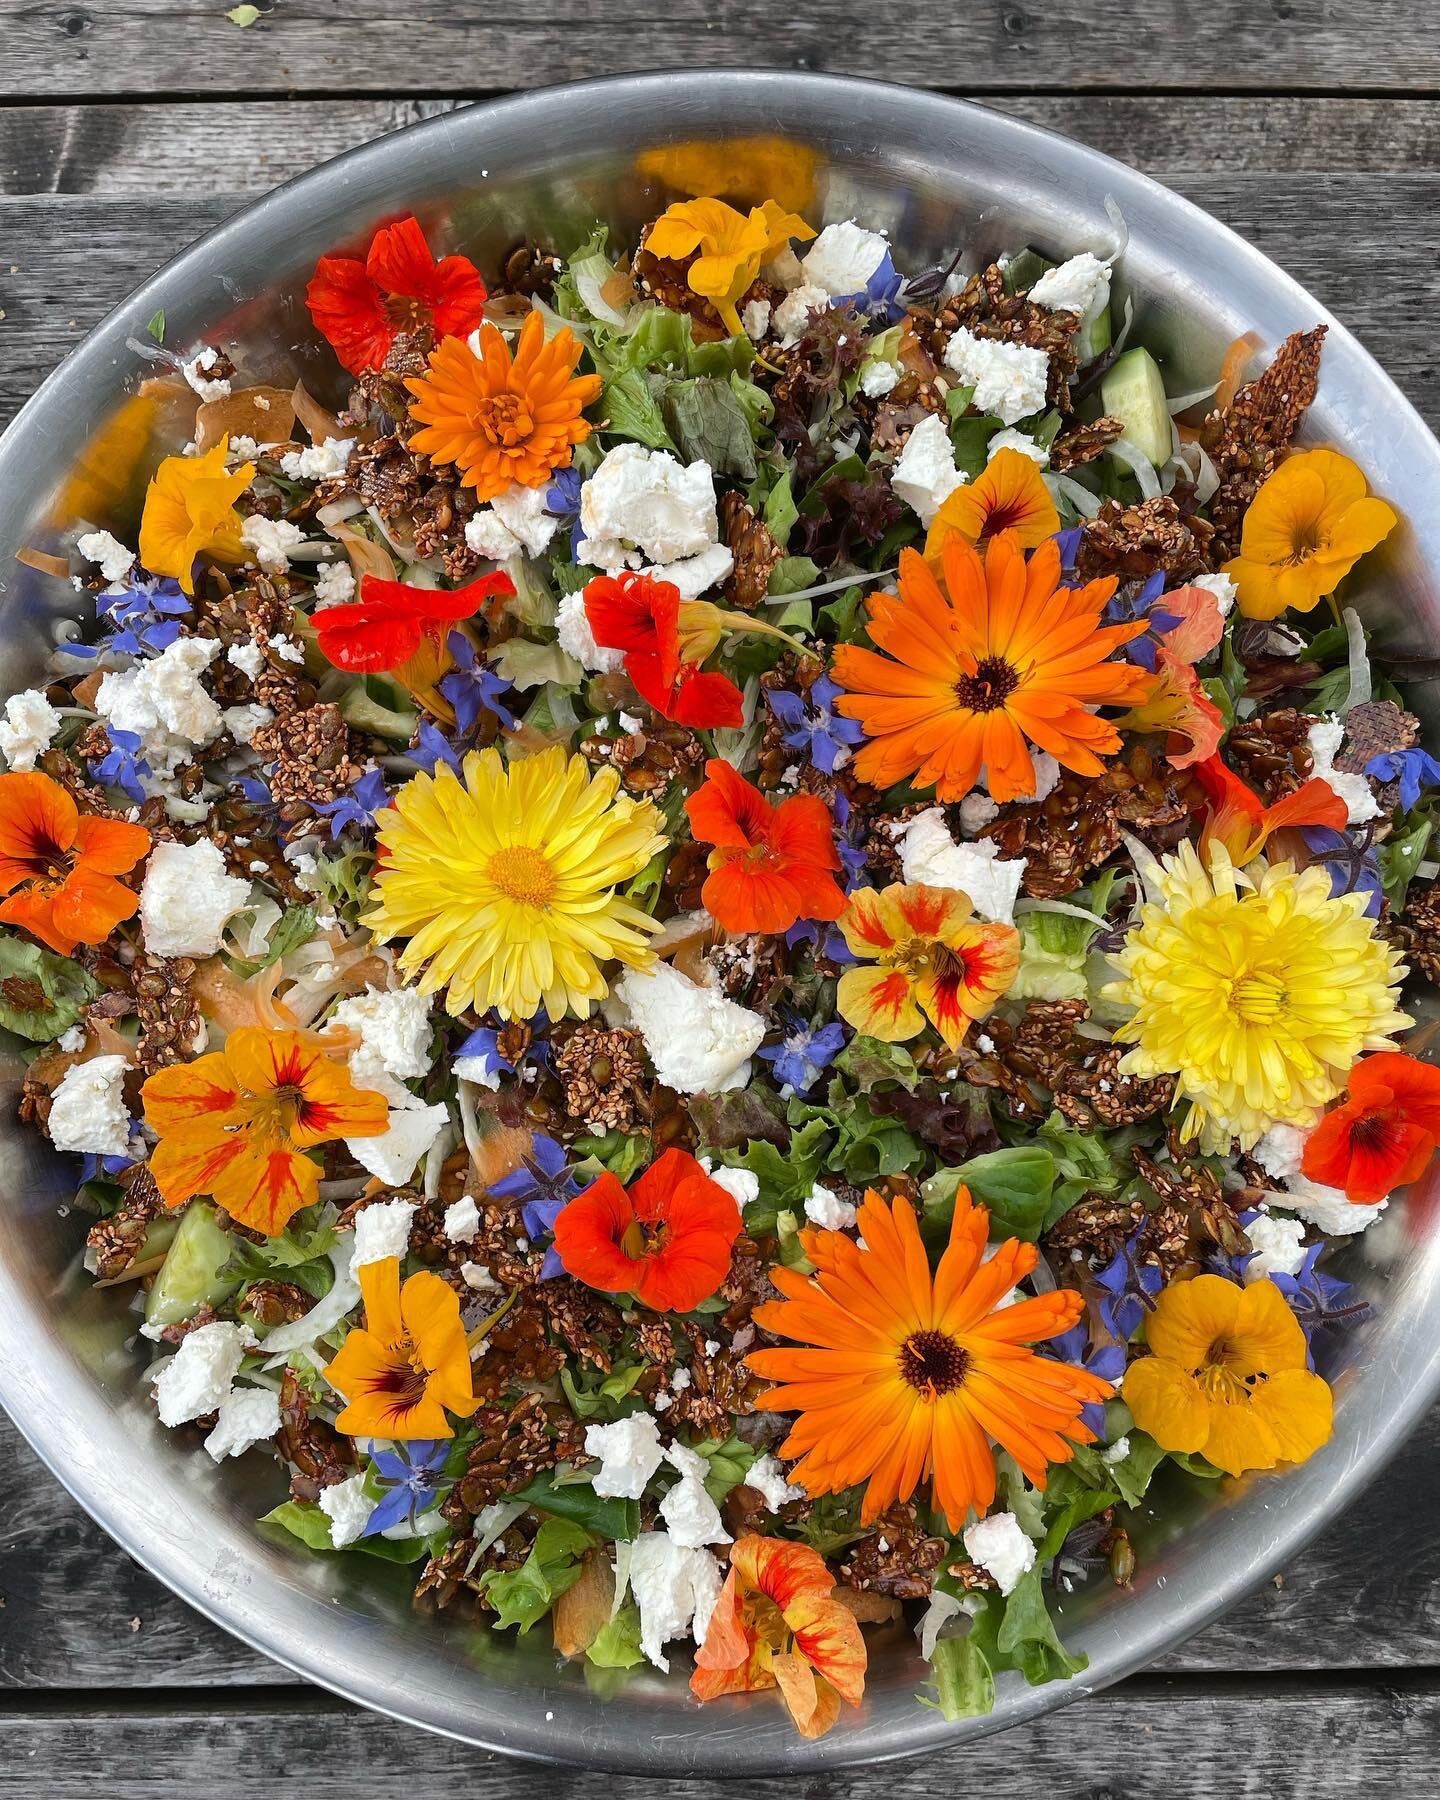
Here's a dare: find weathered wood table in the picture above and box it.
[3,15,1439,1792]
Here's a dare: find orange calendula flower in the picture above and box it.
[684,758,845,935]
[1124,1274,1333,1477]
[1225,447,1398,620]
[1302,1051,1440,1204]
[141,1027,389,1237]
[644,197,815,337]
[325,1255,480,1440]
[138,437,256,595]
[691,1534,866,1739]
[405,312,602,502]
[832,531,1154,803]
[925,446,1059,559]
[1193,753,1346,865]
[835,882,1018,1050]
[1112,644,1223,769]
[0,771,150,955]
[551,1147,741,1312]
[749,1189,1111,1530]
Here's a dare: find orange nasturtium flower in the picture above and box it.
[749,1189,1111,1530]
[0,771,150,955]
[405,312,602,502]
[1192,752,1347,866]
[1124,1274,1333,1478]
[137,437,256,595]
[1111,644,1223,770]
[1302,1051,1440,1205]
[325,1254,480,1440]
[684,758,845,935]
[141,1027,389,1236]
[691,1534,866,1739]
[831,531,1154,803]
[836,882,1019,1050]
[551,1146,742,1312]
[1224,448,1398,621]
[925,446,1059,559]
[644,197,815,336]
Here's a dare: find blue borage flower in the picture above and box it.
[543,466,585,558]
[1051,1319,1127,1440]
[88,728,151,804]
[439,631,518,734]
[452,1013,553,1086]
[1269,1241,1374,1371]
[1300,824,1383,919]
[68,574,190,660]
[313,765,390,839]
[757,1012,846,1096]
[490,1132,582,1279]
[411,719,462,775]
[1094,1227,1162,1341]
[361,1438,452,1536]
[1104,571,1182,672]
[765,675,865,776]
[1365,747,1440,812]
[832,249,905,323]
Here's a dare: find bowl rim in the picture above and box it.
[2,67,1439,1773]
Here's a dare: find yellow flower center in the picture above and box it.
[474,391,534,448]
[1228,969,1286,1024]
[1195,1338,1257,1404]
[898,1328,970,1400]
[486,843,558,909]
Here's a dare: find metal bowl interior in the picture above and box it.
[1,71,1439,1776]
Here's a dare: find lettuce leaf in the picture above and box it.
[0,930,98,1041]
[478,1516,594,1634]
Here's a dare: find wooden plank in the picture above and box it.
[4,175,1440,432]
[5,96,1440,201]
[1,1675,1438,1796]
[8,1,1440,102]
[3,1404,1438,1690]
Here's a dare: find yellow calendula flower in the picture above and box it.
[137,436,255,594]
[363,745,667,1022]
[1125,1275,1332,1478]
[1103,840,1410,1152]
[644,197,814,336]
[1225,447,1397,620]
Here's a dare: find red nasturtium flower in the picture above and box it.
[583,571,745,728]
[552,1146,742,1312]
[691,1534,866,1739]
[1193,753,1347,865]
[141,1026,389,1236]
[1302,1052,1440,1204]
[1111,644,1223,770]
[313,569,515,673]
[0,771,150,955]
[684,758,845,934]
[306,214,487,376]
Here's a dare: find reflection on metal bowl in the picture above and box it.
[0,71,1438,1776]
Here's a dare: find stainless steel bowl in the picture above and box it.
[1,71,1438,1776]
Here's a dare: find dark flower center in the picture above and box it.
[899,1328,970,1397]
[954,656,1020,713]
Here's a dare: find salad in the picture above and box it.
[7,165,1434,1738]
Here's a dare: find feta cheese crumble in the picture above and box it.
[153,1321,255,1427]
[1027,251,1112,320]
[346,1101,449,1187]
[443,1194,481,1243]
[626,1531,723,1671]
[1190,570,1238,618]
[279,437,354,482]
[139,838,252,957]
[1242,1211,1308,1284]
[240,514,307,573]
[313,560,356,609]
[658,1441,731,1549]
[95,635,224,748]
[1307,716,1380,825]
[889,414,965,527]
[181,347,231,402]
[1280,1175,1387,1236]
[318,1472,375,1547]
[860,359,900,399]
[46,1054,131,1157]
[804,1182,858,1231]
[987,428,1049,467]
[0,688,61,771]
[203,1387,282,1461]
[351,1197,418,1268]
[944,326,1050,426]
[800,220,889,296]
[741,297,772,340]
[76,529,136,583]
[578,443,721,570]
[742,1453,806,1512]
[614,961,764,1095]
[772,283,831,348]
[891,809,1026,923]
[330,984,434,1102]
[584,1411,664,1499]
[226,640,266,681]
[463,481,561,562]
[554,588,625,674]
[698,1155,759,1214]
[962,1510,1036,1596]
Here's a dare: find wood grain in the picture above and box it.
[4,96,1440,199]
[2,1404,1437,1690]
[2,1673,1438,1797]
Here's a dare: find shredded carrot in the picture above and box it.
[1215,331,1262,412]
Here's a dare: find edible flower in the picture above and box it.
[67,574,190,660]
[1365,747,1440,813]
[306,214,487,376]
[137,438,255,595]
[438,630,518,733]
[835,882,1019,1050]
[832,531,1154,802]
[684,758,845,935]
[0,770,150,954]
[361,1438,453,1535]
[748,1189,1111,1529]
[924,446,1059,557]
[1269,1242,1373,1367]
[764,674,864,775]
[405,313,602,501]
[313,766,391,838]
[1111,645,1223,769]
[1105,841,1410,1152]
[644,198,814,337]
[141,1026,389,1236]
[1193,752,1347,865]
[1300,823,1383,919]
[1224,448,1398,620]
[313,569,515,674]
[583,571,744,727]
[691,1534,866,1739]
[87,728,151,807]
[1123,1273,1333,1477]
[490,1131,583,1280]
[757,1012,847,1096]
[363,745,666,1021]
[326,1255,480,1440]
[1093,1226,1164,1341]
[551,1146,742,1312]
[1301,1050,1440,1204]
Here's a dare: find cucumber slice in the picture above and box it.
[1100,347,1172,470]
[1002,248,1053,296]
[1074,302,1112,365]
[339,674,418,742]
[144,1201,240,1329]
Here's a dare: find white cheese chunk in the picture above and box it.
[0,688,61,771]
[346,1100,449,1188]
[203,1387,282,1461]
[139,838,252,958]
[153,1321,256,1427]
[962,1510,1036,1596]
[890,414,965,527]
[46,1054,131,1157]
[890,809,1026,924]
[944,326,1050,426]
[626,1532,724,1672]
[351,1196,418,1268]
[585,1411,664,1499]
[614,961,763,1095]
